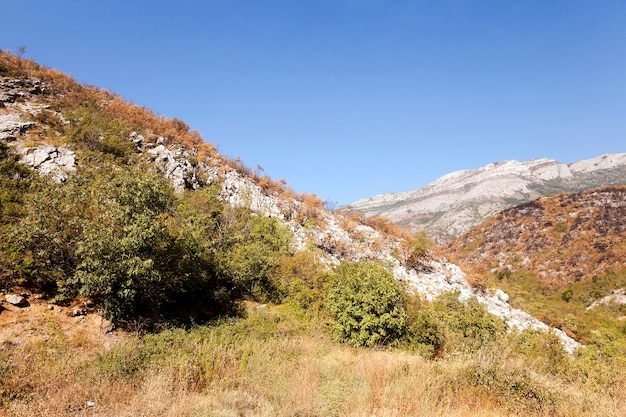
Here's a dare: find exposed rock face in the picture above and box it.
[350,154,626,243]
[586,288,626,310]
[147,143,205,190]
[0,77,49,141]
[0,77,49,104]
[20,146,76,182]
[395,259,581,354]
[0,113,35,141]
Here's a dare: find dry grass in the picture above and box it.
[1,301,624,417]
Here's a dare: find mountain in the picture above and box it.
[349,155,626,243]
[449,185,626,286]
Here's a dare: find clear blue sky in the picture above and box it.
[3,1,625,204]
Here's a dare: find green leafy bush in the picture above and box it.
[0,143,39,287]
[69,167,175,319]
[0,142,36,224]
[403,295,445,357]
[6,178,86,291]
[327,261,407,347]
[270,249,328,311]
[6,163,238,322]
[432,291,506,351]
[214,206,292,300]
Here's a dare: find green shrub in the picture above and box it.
[269,249,328,314]
[327,261,407,347]
[0,142,36,224]
[6,178,86,291]
[0,143,39,288]
[72,196,172,319]
[215,207,292,301]
[431,291,506,352]
[403,295,445,356]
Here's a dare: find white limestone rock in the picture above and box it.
[397,259,582,354]
[0,113,35,141]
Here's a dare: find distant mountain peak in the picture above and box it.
[349,153,626,243]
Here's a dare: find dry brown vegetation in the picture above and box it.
[450,186,626,286]
[2,299,624,417]
[1,50,219,163]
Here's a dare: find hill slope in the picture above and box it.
[450,185,626,286]
[0,50,580,349]
[4,50,626,417]
[350,156,626,242]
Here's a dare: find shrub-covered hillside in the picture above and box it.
[1,50,626,416]
[0,48,424,326]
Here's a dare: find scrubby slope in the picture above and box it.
[3,50,625,416]
[451,186,626,285]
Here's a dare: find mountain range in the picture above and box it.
[349,154,626,243]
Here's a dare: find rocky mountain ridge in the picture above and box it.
[0,53,582,352]
[350,154,626,243]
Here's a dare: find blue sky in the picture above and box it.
[3,1,625,204]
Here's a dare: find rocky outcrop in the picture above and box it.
[586,288,626,310]
[0,77,49,101]
[0,76,51,141]
[147,142,206,190]
[396,259,582,354]
[20,145,76,183]
[0,113,35,141]
[350,154,626,243]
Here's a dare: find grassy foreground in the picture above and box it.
[1,302,624,417]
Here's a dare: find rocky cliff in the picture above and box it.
[350,156,626,243]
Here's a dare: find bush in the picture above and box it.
[403,230,432,270]
[269,249,328,313]
[0,143,39,287]
[327,261,407,347]
[0,142,36,224]
[6,164,237,323]
[403,295,445,357]
[6,178,86,291]
[215,207,292,300]
[431,291,507,352]
[70,167,175,319]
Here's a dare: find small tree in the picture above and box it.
[404,230,432,270]
[327,261,407,347]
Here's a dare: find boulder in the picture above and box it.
[21,146,76,183]
[5,294,27,307]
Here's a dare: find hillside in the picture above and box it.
[0,49,583,345]
[349,156,626,243]
[450,186,626,286]
[2,50,626,416]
